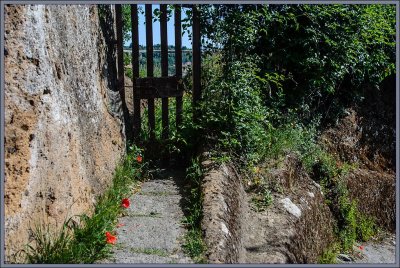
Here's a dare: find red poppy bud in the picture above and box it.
[105,232,117,244]
[121,198,130,208]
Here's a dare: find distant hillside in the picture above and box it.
[123,44,192,77]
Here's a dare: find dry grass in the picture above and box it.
[345,169,395,231]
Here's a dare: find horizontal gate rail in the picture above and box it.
[135,77,184,99]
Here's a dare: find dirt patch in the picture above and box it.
[320,108,394,173]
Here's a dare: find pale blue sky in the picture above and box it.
[125,5,192,48]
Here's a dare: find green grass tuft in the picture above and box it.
[130,248,170,257]
[318,243,340,264]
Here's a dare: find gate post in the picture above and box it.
[131,4,141,139]
[192,5,201,119]
[145,4,156,140]
[175,5,183,128]
[160,4,169,142]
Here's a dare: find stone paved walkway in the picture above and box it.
[103,169,193,264]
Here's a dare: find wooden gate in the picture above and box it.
[115,4,201,141]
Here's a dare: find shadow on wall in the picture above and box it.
[98,5,117,93]
[98,5,133,143]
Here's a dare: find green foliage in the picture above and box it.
[137,94,201,165]
[125,67,133,80]
[318,243,340,264]
[251,187,273,212]
[199,54,272,165]
[335,183,377,250]
[182,157,207,263]
[120,4,390,262]
[337,183,358,251]
[314,164,377,252]
[199,4,396,122]
[183,229,206,263]
[265,118,320,163]
[24,145,146,264]
[123,52,130,66]
[24,224,73,264]
[121,5,133,43]
[356,213,377,242]
[265,121,378,252]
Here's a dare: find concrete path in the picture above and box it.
[338,233,396,264]
[103,169,193,264]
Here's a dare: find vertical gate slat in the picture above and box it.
[131,4,141,137]
[145,4,155,140]
[175,5,183,129]
[160,4,169,141]
[192,5,201,109]
[131,5,139,78]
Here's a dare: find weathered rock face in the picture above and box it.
[4,5,125,262]
[201,158,247,263]
[201,154,336,264]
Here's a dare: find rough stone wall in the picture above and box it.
[201,155,336,264]
[201,158,247,263]
[4,5,125,262]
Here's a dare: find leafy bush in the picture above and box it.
[199,54,272,165]
[198,4,396,123]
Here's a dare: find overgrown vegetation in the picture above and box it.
[186,3,394,263]
[181,157,206,263]
[22,145,146,264]
[196,4,395,124]
[123,3,393,263]
[14,3,394,264]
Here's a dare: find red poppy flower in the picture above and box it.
[105,231,117,245]
[136,155,143,163]
[359,245,364,250]
[116,223,125,228]
[121,198,130,208]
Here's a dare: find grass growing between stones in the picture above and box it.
[23,145,146,264]
[130,248,170,257]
